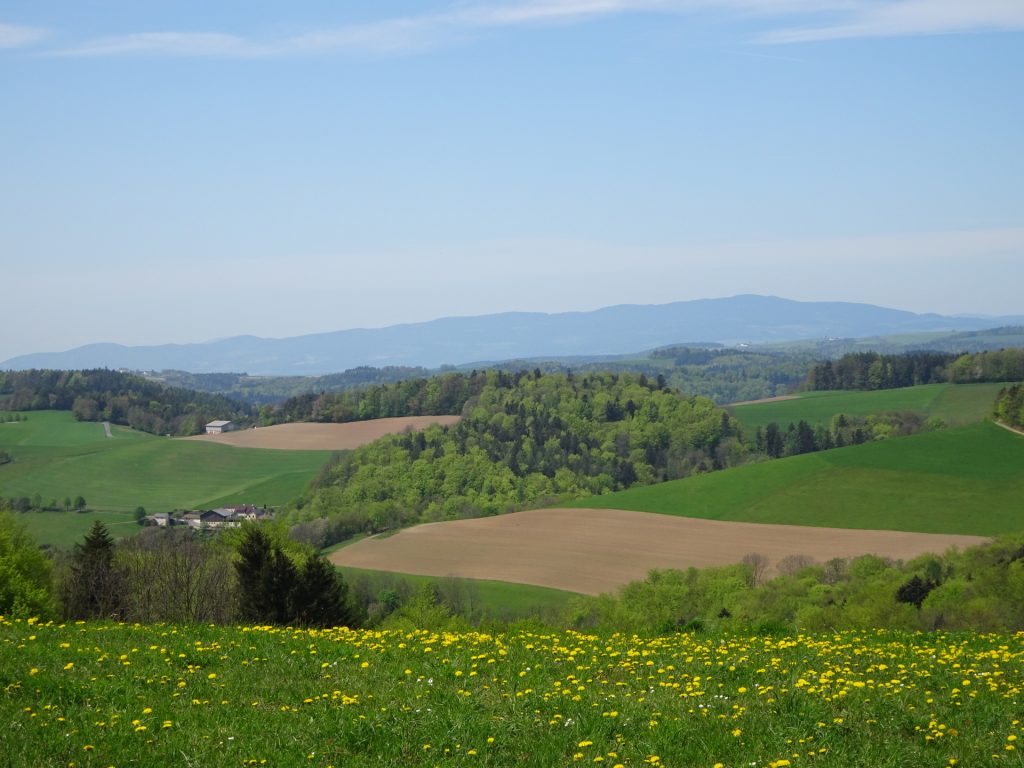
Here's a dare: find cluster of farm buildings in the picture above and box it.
[145,504,273,530]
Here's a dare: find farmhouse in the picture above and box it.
[205,420,236,435]
[144,506,274,530]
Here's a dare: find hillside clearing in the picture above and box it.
[180,415,461,450]
[329,508,985,595]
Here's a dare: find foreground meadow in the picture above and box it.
[2,618,1022,767]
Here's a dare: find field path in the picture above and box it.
[180,415,461,450]
[330,508,987,595]
[102,421,112,438]
[725,394,799,407]
[995,421,1024,437]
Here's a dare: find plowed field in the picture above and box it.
[329,507,986,595]
[181,415,461,450]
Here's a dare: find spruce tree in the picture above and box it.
[292,555,352,628]
[65,521,122,618]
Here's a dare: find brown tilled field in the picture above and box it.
[330,508,987,595]
[181,415,461,451]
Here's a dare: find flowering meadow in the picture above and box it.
[2,617,1023,767]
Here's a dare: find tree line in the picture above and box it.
[805,348,1024,392]
[0,369,254,435]
[752,411,936,458]
[566,533,1024,634]
[1,495,88,514]
[155,366,431,406]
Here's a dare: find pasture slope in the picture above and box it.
[572,421,1024,536]
[330,508,985,595]
[181,415,461,450]
[0,411,332,547]
[727,381,1007,431]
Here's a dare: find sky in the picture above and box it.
[1,1,1022,360]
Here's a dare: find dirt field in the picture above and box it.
[330,508,988,595]
[181,415,461,451]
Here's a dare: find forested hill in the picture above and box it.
[0,369,253,435]
[288,371,740,547]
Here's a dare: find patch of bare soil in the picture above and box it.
[330,508,988,595]
[180,415,461,451]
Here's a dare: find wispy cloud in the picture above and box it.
[0,22,49,49]
[43,0,1024,58]
[760,0,1024,43]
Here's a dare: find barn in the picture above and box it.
[204,420,236,435]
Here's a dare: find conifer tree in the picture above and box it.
[64,521,123,618]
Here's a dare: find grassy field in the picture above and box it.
[728,382,1009,432]
[336,565,578,620]
[567,421,1024,536]
[0,412,331,546]
[3,617,1023,767]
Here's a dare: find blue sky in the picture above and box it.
[1,1,1022,360]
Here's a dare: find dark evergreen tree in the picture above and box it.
[235,526,275,621]
[64,521,123,619]
[764,422,784,459]
[896,575,938,609]
[292,555,353,628]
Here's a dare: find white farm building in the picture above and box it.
[205,420,236,435]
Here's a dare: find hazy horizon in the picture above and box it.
[2,2,1022,360]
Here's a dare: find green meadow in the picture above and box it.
[3,618,1023,768]
[728,382,1009,432]
[0,411,330,547]
[568,421,1024,536]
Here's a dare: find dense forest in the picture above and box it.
[994,384,1024,430]
[805,348,1024,391]
[287,370,740,546]
[0,369,253,435]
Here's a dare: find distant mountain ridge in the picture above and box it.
[5,295,1023,375]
